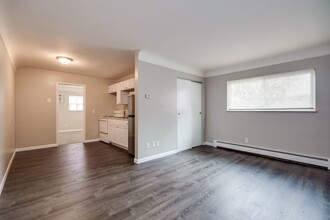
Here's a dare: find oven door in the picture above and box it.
[98,119,108,134]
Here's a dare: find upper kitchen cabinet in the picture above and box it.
[118,78,135,90]
[109,78,135,104]
[127,78,135,90]
[117,90,129,104]
[108,83,118,93]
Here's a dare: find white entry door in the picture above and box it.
[57,83,85,145]
[177,79,202,152]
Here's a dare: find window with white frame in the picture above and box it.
[227,69,316,111]
[68,95,84,111]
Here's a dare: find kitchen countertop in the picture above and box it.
[109,117,128,121]
[100,116,128,120]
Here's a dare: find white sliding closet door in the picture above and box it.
[191,82,202,147]
[177,79,202,152]
[177,79,192,152]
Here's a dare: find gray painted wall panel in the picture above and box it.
[205,55,330,159]
[136,61,204,159]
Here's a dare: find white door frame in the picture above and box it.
[56,82,86,146]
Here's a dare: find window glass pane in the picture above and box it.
[77,96,83,104]
[77,104,83,111]
[227,69,315,111]
[69,96,75,104]
[229,78,264,109]
[69,103,76,111]
[263,73,312,109]
[68,95,84,111]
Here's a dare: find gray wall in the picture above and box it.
[205,55,330,159]
[136,61,204,159]
[0,36,15,187]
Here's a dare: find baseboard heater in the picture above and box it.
[214,140,330,170]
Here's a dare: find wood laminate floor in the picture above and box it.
[0,142,329,220]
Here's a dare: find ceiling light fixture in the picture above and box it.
[56,56,73,65]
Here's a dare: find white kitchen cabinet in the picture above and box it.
[108,119,128,149]
[99,118,110,143]
[99,133,109,144]
[108,78,134,104]
[108,78,134,96]
[108,84,117,93]
[108,123,116,143]
[116,90,129,105]
[118,79,134,90]
[120,81,129,90]
[127,78,134,89]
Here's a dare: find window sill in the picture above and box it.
[227,109,318,113]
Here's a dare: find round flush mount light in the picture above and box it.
[56,56,73,65]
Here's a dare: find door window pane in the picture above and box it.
[69,95,84,111]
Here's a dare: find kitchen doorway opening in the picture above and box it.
[56,83,86,145]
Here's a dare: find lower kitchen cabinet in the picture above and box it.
[108,119,128,149]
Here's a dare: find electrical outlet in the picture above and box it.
[152,141,156,148]
[146,142,151,148]
[245,138,249,143]
[156,141,160,147]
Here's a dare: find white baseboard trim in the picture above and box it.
[134,149,178,164]
[214,140,330,169]
[84,139,100,143]
[0,151,16,195]
[15,144,58,152]
[203,142,216,147]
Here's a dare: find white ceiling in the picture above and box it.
[0,0,329,78]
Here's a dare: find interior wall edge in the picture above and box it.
[0,34,16,72]
[0,151,15,195]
